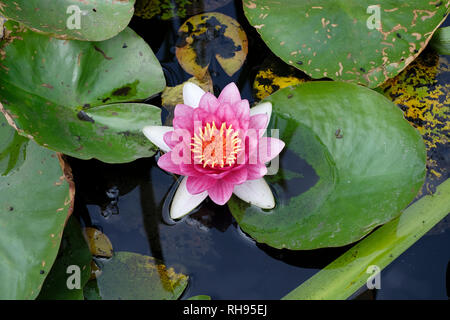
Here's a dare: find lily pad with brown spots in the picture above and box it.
[0,22,165,163]
[0,0,136,41]
[0,113,72,299]
[37,216,92,300]
[243,0,448,88]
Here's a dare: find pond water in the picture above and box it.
[69,0,449,299]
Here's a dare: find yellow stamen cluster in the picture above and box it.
[191,122,242,168]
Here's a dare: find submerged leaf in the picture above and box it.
[86,251,188,300]
[83,227,113,258]
[378,49,449,194]
[188,295,212,300]
[176,12,248,78]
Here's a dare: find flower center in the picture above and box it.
[191,122,242,168]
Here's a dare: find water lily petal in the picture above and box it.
[233,178,275,209]
[186,175,217,194]
[258,137,285,163]
[232,100,250,131]
[173,104,195,132]
[183,82,206,108]
[223,166,248,185]
[198,92,220,114]
[249,113,268,137]
[207,181,235,205]
[250,102,272,131]
[171,176,208,219]
[157,152,183,175]
[246,163,268,180]
[142,125,173,152]
[218,82,241,106]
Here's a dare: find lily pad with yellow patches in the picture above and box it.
[162,74,214,125]
[253,56,312,101]
[378,49,449,194]
[83,227,113,258]
[135,0,233,20]
[84,251,188,300]
[176,12,248,78]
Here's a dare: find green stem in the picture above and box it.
[282,179,450,300]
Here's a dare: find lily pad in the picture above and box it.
[243,0,448,87]
[0,22,165,163]
[135,0,233,20]
[86,251,188,300]
[188,295,212,300]
[37,216,92,300]
[0,113,72,299]
[0,0,136,41]
[83,227,113,258]
[253,54,312,101]
[228,81,426,250]
[176,12,248,78]
[161,74,214,125]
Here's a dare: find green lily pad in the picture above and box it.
[0,0,136,41]
[228,81,426,250]
[188,295,212,300]
[86,251,188,300]
[37,216,92,300]
[243,0,448,88]
[0,113,72,299]
[0,22,165,163]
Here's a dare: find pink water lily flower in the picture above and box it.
[143,82,285,219]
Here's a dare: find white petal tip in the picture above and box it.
[183,82,206,108]
[142,125,173,153]
[170,177,208,219]
[250,102,272,118]
[233,178,275,209]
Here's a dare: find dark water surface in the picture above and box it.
[69,1,449,299]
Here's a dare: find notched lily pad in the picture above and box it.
[176,12,248,78]
[85,251,189,300]
[244,0,449,87]
[0,22,165,163]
